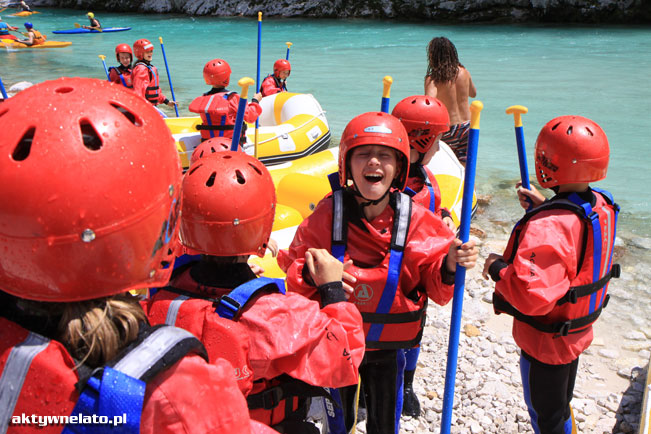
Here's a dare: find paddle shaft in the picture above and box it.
[507,105,532,209]
[0,75,8,99]
[285,41,292,60]
[158,37,179,117]
[381,76,392,113]
[231,77,254,152]
[254,12,262,155]
[98,55,110,81]
[440,100,483,434]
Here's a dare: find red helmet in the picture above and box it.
[133,38,154,60]
[273,59,291,77]
[190,137,231,165]
[534,115,609,188]
[339,111,410,190]
[391,95,450,153]
[0,77,182,302]
[115,43,133,62]
[180,152,275,258]
[203,59,231,87]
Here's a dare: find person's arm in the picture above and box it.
[467,69,477,98]
[424,76,438,98]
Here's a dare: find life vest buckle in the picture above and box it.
[558,321,572,337]
[602,294,611,309]
[612,263,621,279]
[567,289,578,304]
[259,386,284,410]
[218,295,242,317]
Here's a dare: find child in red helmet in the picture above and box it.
[278,111,478,433]
[108,43,133,88]
[189,58,262,144]
[142,150,365,432]
[132,38,178,109]
[0,77,276,434]
[260,59,290,98]
[483,116,620,434]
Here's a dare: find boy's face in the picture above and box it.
[349,145,398,201]
[278,70,290,80]
[143,50,153,62]
[118,52,131,67]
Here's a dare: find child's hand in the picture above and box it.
[515,181,545,210]
[266,238,279,257]
[442,216,456,231]
[305,248,343,287]
[253,92,262,101]
[342,259,356,299]
[482,253,503,280]
[167,100,179,108]
[445,238,478,272]
[249,263,265,276]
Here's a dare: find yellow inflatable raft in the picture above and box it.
[0,40,71,49]
[250,141,477,277]
[166,92,330,170]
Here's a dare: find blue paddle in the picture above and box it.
[0,74,8,99]
[380,75,392,113]
[254,11,262,157]
[158,36,179,117]
[98,55,110,81]
[440,100,483,434]
[506,105,532,210]
[285,41,292,60]
[231,77,255,152]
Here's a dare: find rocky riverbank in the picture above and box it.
[26,0,651,24]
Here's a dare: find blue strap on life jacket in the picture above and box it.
[62,368,144,434]
[216,277,286,320]
[419,166,438,214]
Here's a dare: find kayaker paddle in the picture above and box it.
[506,105,532,210]
[158,36,179,117]
[380,75,393,113]
[440,100,483,434]
[74,22,102,32]
[98,54,110,81]
[254,11,262,158]
[285,41,292,60]
[0,74,9,99]
[231,77,255,152]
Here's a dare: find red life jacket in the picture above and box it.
[133,61,160,105]
[494,188,620,338]
[408,165,442,214]
[330,189,427,350]
[108,66,133,89]
[157,268,332,428]
[144,276,254,395]
[188,91,237,141]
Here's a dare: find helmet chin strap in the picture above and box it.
[349,181,391,208]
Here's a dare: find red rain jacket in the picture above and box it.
[260,75,286,98]
[189,90,262,141]
[132,61,167,105]
[406,165,447,219]
[0,316,276,434]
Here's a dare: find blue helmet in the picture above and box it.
[24,22,33,29]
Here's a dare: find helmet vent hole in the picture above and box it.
[55,86,73,94]
[12,127,35,161]
[110,103,142,126]
[566,126,573,135]
[235,170,246,184]
[206,172,216,187]
[80,120,103,151]
[585,127,594,136]
[551,122,561,131]
[248,162,262,175]
[189,163,202,176]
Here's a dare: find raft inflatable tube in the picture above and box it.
[9,11,40,16]
[0,40,72,49]
[249,142,477,278]
[52,27,132,34]
[167,92,330,170]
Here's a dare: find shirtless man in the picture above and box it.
[424,36,476,166]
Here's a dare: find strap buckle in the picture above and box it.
[261,386,284,410]
[567,289,578,304]
[557,321,572,337]
[611,263,621,279]
[218,295,241,318]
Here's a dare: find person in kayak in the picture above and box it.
[260,59,290,98]
[132,38,178,109]
[483,116,620,434]
[82,11,101,31]
[143,149,365,432]
[189,58,262,144]
[425,36,477,166]
[0,77,277,434]
[19,1,32,12]
[108,43,133,89]
[18,21,45,46]
[0,16,19,41]
[278,111,478,434]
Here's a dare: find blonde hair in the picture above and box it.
[59,294,145,368]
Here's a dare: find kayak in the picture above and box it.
[641,353,651,434]
[0,40,72,49]
[52,27,131,34]
[167,92,331,169]
[9,11,39,16]
[249,141,477,277]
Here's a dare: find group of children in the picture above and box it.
[0,34,619,434]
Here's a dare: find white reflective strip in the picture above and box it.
[333,190,343,242]
[203,94,217,114]
[0,333,50,432]
[601,207,613,278]
[165,295,189,326]
[113,327,196,380]
[143,43,154,50]
[395,193,410,248]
